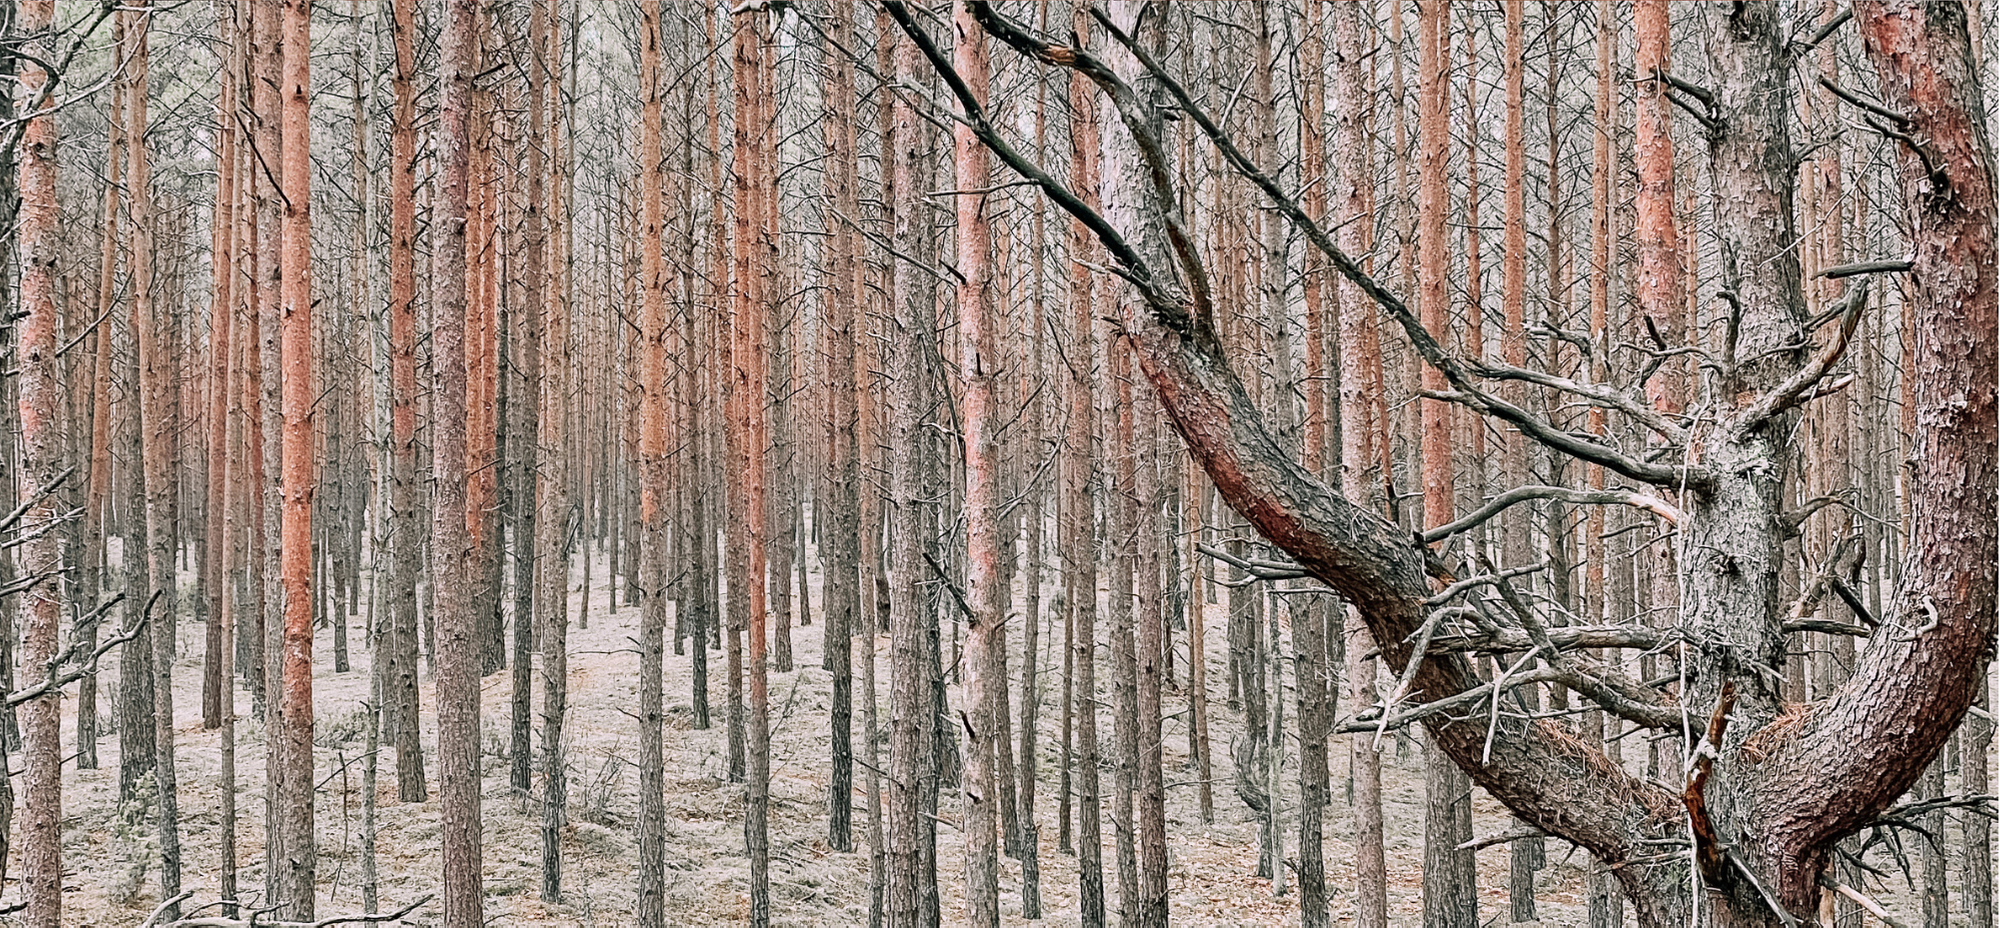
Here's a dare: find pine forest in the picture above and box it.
[0,1,1994,926]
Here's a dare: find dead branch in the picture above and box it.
[1823,880,1906,928]
[1685,682,1737,888]
[6,591,144,708]
[1734,272,1869,436]
[1458,826,1547,853]
[0,464,76,535]
[162,893,431,927]
[1074,1,1711,492]
[1424,484,1680,544]
[1424,562,1550,606]
[1817,259,1911,279]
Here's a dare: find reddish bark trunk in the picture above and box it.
[275,0,317,913]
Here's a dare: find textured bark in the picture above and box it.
[16,3,65,922]
[509,63,541,796]
[1331,4,1388,922]
[203,27,237,729]
[635,2,669,921]
[434,0,484,921]
[884,28,935,926]
[1633,0,1683,416]
[214,4,244,908]
[275,0,317,913]
[251,0,285,887]
[127,6,186,917]
[533,0,572,904]
[1133,392,1169,928]
[466,39,504,681]
[951,6,1001,923]
[82,17,125,776]
[731,15,775,926]
[1295,7,1332,925]
[1585,8,1618,924]
[1415,5,1474,923]
[1016,43,1049,913]
[821,0,859,856]
[386,0,427,805]
[1062,12,1104,920]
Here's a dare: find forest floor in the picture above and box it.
[52,543,1975,926]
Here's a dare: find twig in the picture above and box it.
[1457,826,1546,853]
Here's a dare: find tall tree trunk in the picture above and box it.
[821,0,860,857]
[1016,39,1050,912]
[211,4,243,905]
[534,0,573,904]
[82,16,126,776]
[386,0,427,805]
[274,0,317,913]
[1416,3,1474,923]
[127,7,186,917]
[203,17,238,728]
[884,26,939,927]
[1064,10,1105,922]
[16,2,66,922]
[251,0,287,887]
[730,12,775,926]
[1330,5,1387,921]
[1585,8,1622,926]
[1296,5,1334,923]
[434,0,484,921]
[635,2,669,921]
[952,7,1001,922]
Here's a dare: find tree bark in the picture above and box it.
[127,6,187,917]
[434,0,484,921]
[635,2,669,921]
[385,0,427,805]
[884,25,938,926]
[274,0,317,913]
[533,0,572,904]
[821,0,860,856]
[1062,11,1105,920]
[730,13,775,926]
[16,2,66,922]
[951,5,1002,923]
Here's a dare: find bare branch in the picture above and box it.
[1423,485,1681,544]
[7,591,146,708]
[1469,361,1688,443]
[1733,281,1867,436]
[1082,3,1710,491]
[1818,259,1911,279]
[1195,541,1311,582]
[162,894,433,927]
[1818,74,1910,125]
